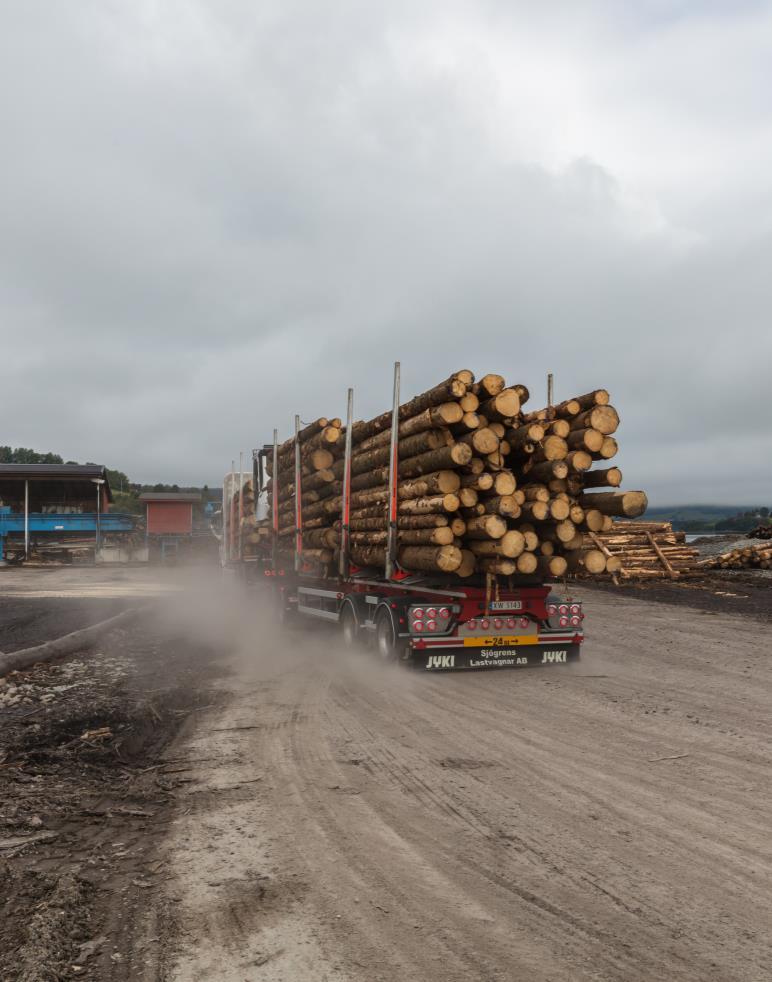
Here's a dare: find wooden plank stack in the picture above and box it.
[582,521,700,580]
[697,541,772,570]
[256,372,648,579]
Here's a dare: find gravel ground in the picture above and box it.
[1,566,771,981]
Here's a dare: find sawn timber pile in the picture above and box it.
[251,373,648,579]
[580,521,700,581]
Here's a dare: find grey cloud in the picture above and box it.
[0,1,770,503]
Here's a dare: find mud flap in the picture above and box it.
[415,643,581,671]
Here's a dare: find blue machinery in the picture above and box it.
[0,509,137,562]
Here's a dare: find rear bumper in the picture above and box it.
[411,638,582,671]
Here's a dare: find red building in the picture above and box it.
[139,492,200,535]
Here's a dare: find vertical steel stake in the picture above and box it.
[339,387,354,579]
[294,415,303,571]
[238,451,244,561]
[271,431,279,571]
[222,469,228,563]
[24,479,29,560]
[385,362,401,579]
[547,372,554,408]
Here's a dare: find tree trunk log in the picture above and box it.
[479,389,520,420]
[570,405,619,435]
[456,427,499,455]
[464,514,507,540]
[566,428,604,452]
[398,493,460,515]
[525,460,568,483]
[581,466,622,488]
[565,451,592,473]
[399,443,472,477]
[579,491,648,517]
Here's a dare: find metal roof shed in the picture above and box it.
[139,493,200,536]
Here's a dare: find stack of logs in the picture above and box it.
[251,371,648,579]
[698,541,772,570]
[582,521,700,580]
[748,524,772,541]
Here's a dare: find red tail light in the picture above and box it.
[438,607,450,620]
[480,618,490,630]
[467,619,477,629]
[412,607,424,620]
[426,619,437,632]
[426,607,437,619]
[559,616,569,627]
[413,620,425,632]
[493,618,503,629]
[506,617,517,629]
[520,617,529,628]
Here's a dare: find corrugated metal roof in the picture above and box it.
[0,464,113,501]
[139,492,201,503]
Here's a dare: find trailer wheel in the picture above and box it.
[375,609,399,662]
[340,604,359,650]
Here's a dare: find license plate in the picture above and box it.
[463,635,538,647]
[489,601,522,611]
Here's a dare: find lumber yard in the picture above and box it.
[222,366,647,669]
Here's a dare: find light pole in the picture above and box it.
[92,478,105,562]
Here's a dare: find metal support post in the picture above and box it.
[547,372,554,408]
[271,430,279,570]
[385,362,401,579]
[339,387,354,579]
[238,451,244,560]
[294,415,303,571]
[24,479,29,559]
[222,470,228,563]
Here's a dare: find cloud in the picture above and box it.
[0,0,770,503]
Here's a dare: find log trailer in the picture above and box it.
[224,366,584,671]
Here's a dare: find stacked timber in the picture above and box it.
[579,521,700,580]
[698,541,772,570]
[748,524,772,541]
[257,374,648,579]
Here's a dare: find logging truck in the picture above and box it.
[222,366,587,671]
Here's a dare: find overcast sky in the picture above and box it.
[1,1,771,504]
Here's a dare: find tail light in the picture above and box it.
[426,607,437,619]
[412,607,424,620]
[506,617,517,629]
[413,620,425,632]
[467,618,477,629]
[559,616,569,627]
[559,604,569,615]
[570,603,581,615]
[547,603,557,616]
[570,615,581,627]
[480,618,490,630]
[520,617,529,629]
[493,618,503,629]
[426,619,437,632]
[438,607,450,620]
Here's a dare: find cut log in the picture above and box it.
[399,443,473,477]
[457,427,500,455]
[472,374,505,397]
[483,495,520,517]
[399,545,463,572]
[464,515,507,540]
[456,550,477,577]
[516,552,538,575]
[581,466,622,488]
[398,493,460,515]
[548,419,570,438]
[565,451,592,473]
[566,428,604,452]
[451,412,480,433]
[478,558,516,575]
[592,437,618,460]
[522,485,549,502]
[507,423,545,451]
[570,405,619,436]
[566,549,607,574]
[461,458,485,475]
[398,471,461,498]
[573,389,610,411]
[490,471,515,496]
[536,555,568,578]
[554,398,581,418]
[548,498,570,521]
[459,392,479,413]
[479,389,520,420]
[579,491,648,518]
[458,487,479,508]
[525,460,569,483]
[460,472,494,492]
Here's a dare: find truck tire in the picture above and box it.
[340,604,359,650]
[375,608,399,662]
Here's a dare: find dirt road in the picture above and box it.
[159,588,772,982]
